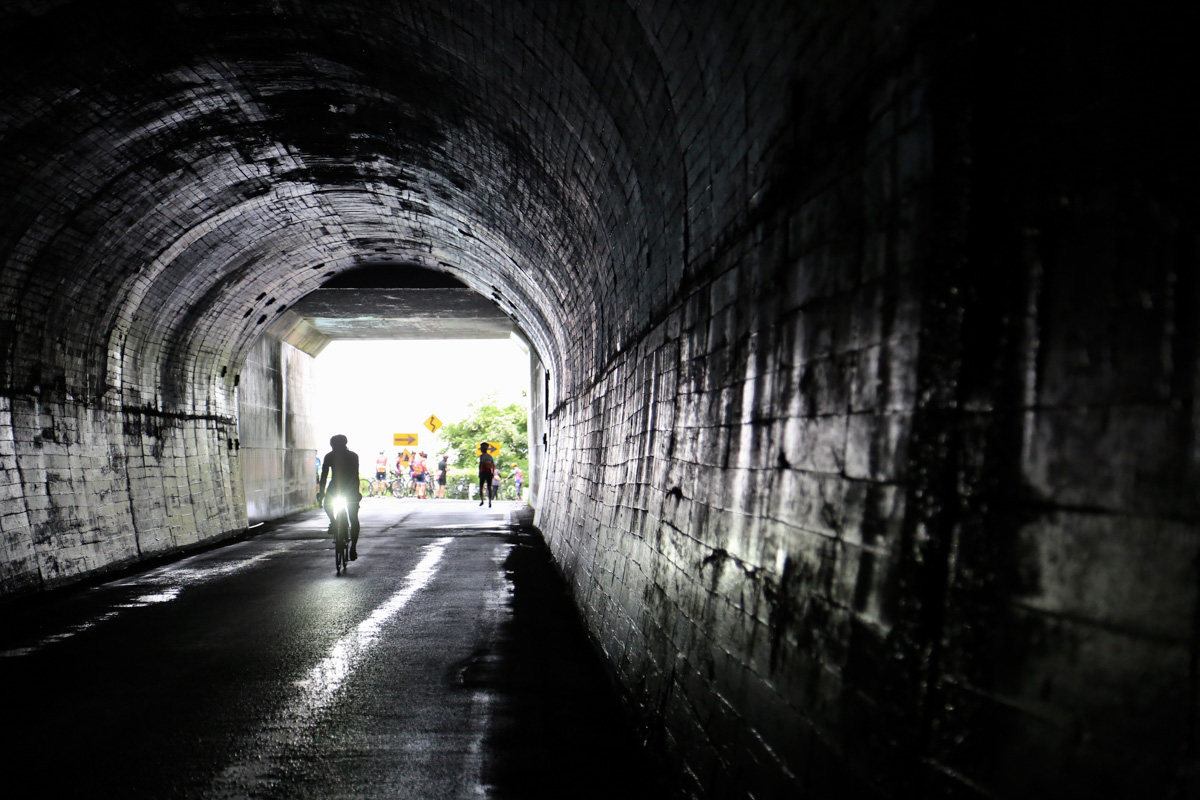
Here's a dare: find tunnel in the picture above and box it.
[1,2,1197,798]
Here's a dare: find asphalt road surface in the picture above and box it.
[1,499,667,799]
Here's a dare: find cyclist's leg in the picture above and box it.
[322,495,336,531]
[348,498,361,559]
[478,475,487,505]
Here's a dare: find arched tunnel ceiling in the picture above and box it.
[0,0,751,412]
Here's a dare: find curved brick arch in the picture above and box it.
[0,1,677,403]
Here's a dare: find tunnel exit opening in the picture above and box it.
[237,266,542,525]
[310,336,532,491]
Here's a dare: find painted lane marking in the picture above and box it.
[296,536,451,706]
[210,537,453,795]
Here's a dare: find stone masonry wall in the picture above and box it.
[918,7,1200,798]
[0,384,244,594]
[240,332,318,524]
[535,4,1200,800]
[536,4,937,797]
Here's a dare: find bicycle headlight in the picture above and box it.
[331,495,347,515]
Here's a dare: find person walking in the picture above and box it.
[478,443,495,507]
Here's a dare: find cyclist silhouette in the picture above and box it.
[317,434,361,560]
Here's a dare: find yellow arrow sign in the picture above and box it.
[424,414,442,433]
[393,433,419,447]
[475,441,503,456]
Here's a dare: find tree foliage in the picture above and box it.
[440,393,528,475]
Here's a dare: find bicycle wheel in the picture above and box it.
[335,515,349,572]
[358,477,370,496]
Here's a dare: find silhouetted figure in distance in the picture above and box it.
[478,443,495,507]
[436,454,448,498]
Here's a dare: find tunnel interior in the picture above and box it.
[2,2,1198,798]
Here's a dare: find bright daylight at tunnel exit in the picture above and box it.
[1,2,1198,799]
[308,337,531,499]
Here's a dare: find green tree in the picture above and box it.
[441,393,528,476]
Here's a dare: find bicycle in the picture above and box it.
[327,493,351,574]
[390,475,411,498]
[358,476,371,497]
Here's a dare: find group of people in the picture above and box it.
[318,436,526,558]
[375,450,450,499]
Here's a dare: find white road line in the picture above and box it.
[211,536,454,796]
[296,536,451,707]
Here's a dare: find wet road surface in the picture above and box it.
[0,499,667,799]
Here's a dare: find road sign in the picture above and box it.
[393,433,419,447]
[475,441,503,456]
[399,449,412,466]
[424,414,442,434]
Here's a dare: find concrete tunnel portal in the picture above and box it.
[2,3,1199,798]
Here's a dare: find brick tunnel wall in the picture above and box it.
[532,5,1200,800]
[536,5,939,793]
[0,379,244,593]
